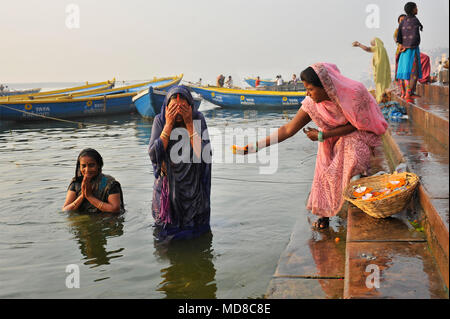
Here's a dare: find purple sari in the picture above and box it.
[148,86,212,242]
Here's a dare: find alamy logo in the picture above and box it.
[365,4,380,29]
[365,264,380,289]
[65,264,80,288]
[65,4,80,29]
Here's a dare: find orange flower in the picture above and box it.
[387,178,406,190]
[353,186,373,198]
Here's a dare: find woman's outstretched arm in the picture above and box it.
[255,108,311,151]
[352,41,373,53]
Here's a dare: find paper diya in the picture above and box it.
[352,186,373,198]
[387,178,406,189]
[361,193,373,200]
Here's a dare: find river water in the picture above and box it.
[0,90,318,298]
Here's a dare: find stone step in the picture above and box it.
[344,207,448,299]
[265,212,347,299]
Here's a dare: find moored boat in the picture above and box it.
[133,86,201,120]
[0,88,41,96]
[1,79,115,100]
[188,85,306,109]
[0,75,183,122]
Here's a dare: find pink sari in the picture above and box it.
[301,63,388,217]
[419,52,431,84]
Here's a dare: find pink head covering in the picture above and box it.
[310,62,388,135]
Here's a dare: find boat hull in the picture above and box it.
[133,87,202,119]
[189,86,305,110]
[244,78,276,87]
[0,75,183,121]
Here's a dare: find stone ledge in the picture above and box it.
[343,241,448,299]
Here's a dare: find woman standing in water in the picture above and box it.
[352,37,391,103]
[149,86,211,242]
[396,2,423,102]
[63,148,124,213]
[234,63,387,229]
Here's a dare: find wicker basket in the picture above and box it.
[343,172,419,218]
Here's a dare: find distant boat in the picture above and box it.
[0,88,41,96]
[1,79,115,100]
[0,75,183,122]
[244,77,276,87]
[133,86,202,120]
[188,85,306,109]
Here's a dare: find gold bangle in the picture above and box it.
[98,201,104,211]
[161,131,169,139]
[190,131,198,139]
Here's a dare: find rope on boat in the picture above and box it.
[0,104,109,128]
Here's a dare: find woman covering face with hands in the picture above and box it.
[148,85,212,243]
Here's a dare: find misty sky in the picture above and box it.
[1,0,449,86]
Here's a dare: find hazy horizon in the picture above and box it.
[1,0,449,87]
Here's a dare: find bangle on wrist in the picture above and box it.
[161,131,169,139]
[190,131,198,139]
[318,131,324,142]
[98,201,104,211]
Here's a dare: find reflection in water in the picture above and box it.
[66,212,125,267]
[308,220,346,298]
[154,231,217,299]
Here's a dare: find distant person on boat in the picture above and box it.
[233,63,387,229]
[352,38,391,103]
[290,74,299,85]
[216,74,225,87]
[396,2,423,102]
[276,75,283,86]
[63,148,124,213]
[148,85,212,242]
[196,78,202,86]
[225,76,233,88]
[255,76,261,87]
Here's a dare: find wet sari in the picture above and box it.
[68,173,124,213]
[149,86,212,242]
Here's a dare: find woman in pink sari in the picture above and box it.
[234,63,388,229]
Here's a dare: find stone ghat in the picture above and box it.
[265,83,449,298]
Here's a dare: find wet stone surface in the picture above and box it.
[266,278,344,299]
[347,207,426,242]
[273,215,346,278]
[344,242,449,299]
[389,120,449,230]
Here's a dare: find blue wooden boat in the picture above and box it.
[244,77,276,87]
[133,86,202,120]
[188,85,306,109]
[1,79,115,100]
[0,88,41,96]
[0,75,183,122]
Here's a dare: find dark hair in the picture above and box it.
[398,14,406,23]
[75,148,103,180]
[404,2,417,15]
[300,66,324,88]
